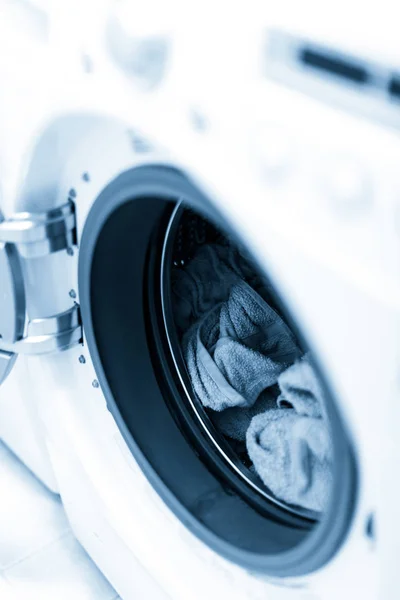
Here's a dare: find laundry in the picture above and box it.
[246,354,333,512]
[181,279,301,411]
[172,244,246,333]
[212,389,277,441]
[174,243,332,513]
[172,243,275,333]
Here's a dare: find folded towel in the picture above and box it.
[182,280,300,412]
[246,354,333,512]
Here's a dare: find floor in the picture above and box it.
[0,440,120,600]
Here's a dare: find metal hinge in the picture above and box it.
[0,201,82,363]
[0,201,76,258]
[0,305,82,356]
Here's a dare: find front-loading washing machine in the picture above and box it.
[0,1,399,599]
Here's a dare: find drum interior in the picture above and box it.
[161,203,319,521]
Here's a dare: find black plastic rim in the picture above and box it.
[78,165,357,576]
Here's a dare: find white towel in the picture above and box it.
[246,354,333,512]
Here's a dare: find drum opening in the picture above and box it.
[79,166,356,576]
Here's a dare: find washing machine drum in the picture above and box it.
[78,165,356,577]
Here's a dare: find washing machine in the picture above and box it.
[0,1,399,599]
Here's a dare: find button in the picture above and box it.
[106,0,170,90]
[320,155,372,217]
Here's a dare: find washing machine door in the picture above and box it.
[0,211,25,386]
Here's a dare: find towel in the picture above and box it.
[211,389,277,441]
[172,244,275,334]
[182,280,301,412]
[173,242,332,513]
[246,354,333,512]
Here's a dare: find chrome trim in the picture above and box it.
[0,305,82,355]
[0,201,76,258]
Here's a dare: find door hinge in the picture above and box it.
[0,304,82,356]
[0,200,82,361]
[0,201,76,258]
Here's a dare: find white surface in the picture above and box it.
[0,441,119,600]
[0,358,59,492]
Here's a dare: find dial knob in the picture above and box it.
[106,0,172,90]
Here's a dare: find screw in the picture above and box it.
[366,514,375,540]
[190,109,208,132]
[69,289,77,299]
[67,247,74,256]
[82,172,90,182]
[68,188,77,199]
[92,379,100,388]
[127,129,152,153]
[78,355,86,364]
